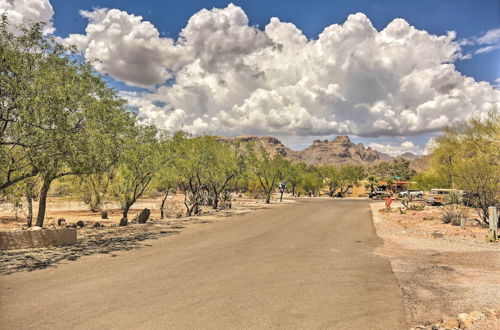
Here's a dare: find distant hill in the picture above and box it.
[399,152,418,160]
[218,135,430,168]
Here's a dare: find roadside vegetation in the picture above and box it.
[1,19,498,229]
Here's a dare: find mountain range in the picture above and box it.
[218,135,426,169]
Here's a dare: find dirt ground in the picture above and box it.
[0,194,296,230]
[0,194,294,274]
[370,201,500,329]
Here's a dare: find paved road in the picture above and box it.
[0,199,407,329]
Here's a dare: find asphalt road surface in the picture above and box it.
[0,199,407,329]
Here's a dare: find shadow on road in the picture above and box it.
[0,226,180,275]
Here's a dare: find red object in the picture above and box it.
[385,196,392,209]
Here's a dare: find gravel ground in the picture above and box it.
[370,201,500,329]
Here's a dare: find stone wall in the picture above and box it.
[0,228,77,250]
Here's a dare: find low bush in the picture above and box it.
[407,204,425,211]
[441,205,467,225]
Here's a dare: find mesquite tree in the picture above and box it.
[172,133,206,216]
[248,147,287,204]
[200,136,243,209]
[112,127,170,224]
[431,111,499,224]
[0,19,135,227]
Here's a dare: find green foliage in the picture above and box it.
[300,171,323,197]
[198,136,244,209]
[430,111,499,224]
[247,147,288,203]
[367,158,416,181]
[317,164,365,197]
[411,170,445,191]
[79,173,113,212]
[170,132,207,215]
[111,126,169,221]
[441,205,467,225]
[282,161,307,197]
[407,204,425,211]
[0,18,136,226]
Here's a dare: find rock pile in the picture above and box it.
[411,310,499,329]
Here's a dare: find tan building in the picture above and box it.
[328,180,416,197]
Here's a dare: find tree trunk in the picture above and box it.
[280,191,284,202]
[160,190,169,219]
[122,206,129,219]
[265,191,271,204]
[35,178,53,227]
[26,193,33,227]
[213,193,219,209]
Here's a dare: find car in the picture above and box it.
[399,190,424,198]
[425,189,461,205]
[461,191,479,207]
[369,189,387,199]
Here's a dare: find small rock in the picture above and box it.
[93,222,101,228]
[423,217,434,221]
[442,317,459,329]
[67,223,77,228]
[485,310,497,319]
[137,208,151,224]
[57,218,66,226]
[76,220,85,228]
[458,313,474,329]
[432,230,444,238]
[469,311,484,322]
[29,226,42,231]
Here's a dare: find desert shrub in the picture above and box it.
[247,180,264,199]
[441,205,467,224]
[445,190,462,205]
[407,204,425,211]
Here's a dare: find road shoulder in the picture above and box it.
[369,201,500,329]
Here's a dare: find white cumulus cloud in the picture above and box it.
[368,141,423,157]
[66,4,500,138]
[0,0,54,33]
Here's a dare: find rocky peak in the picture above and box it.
[331,135,352,145]
[218,134,398,166]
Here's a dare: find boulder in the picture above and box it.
[485,310,497,319]
[76,220,85,228]
[458,313,474,328]
[469,311,484,322]
[137,208,151,224]
[432,231,444,238]
[442,317,459,329]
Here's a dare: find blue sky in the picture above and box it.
[4,0,499,154]
[51,0,500,86]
